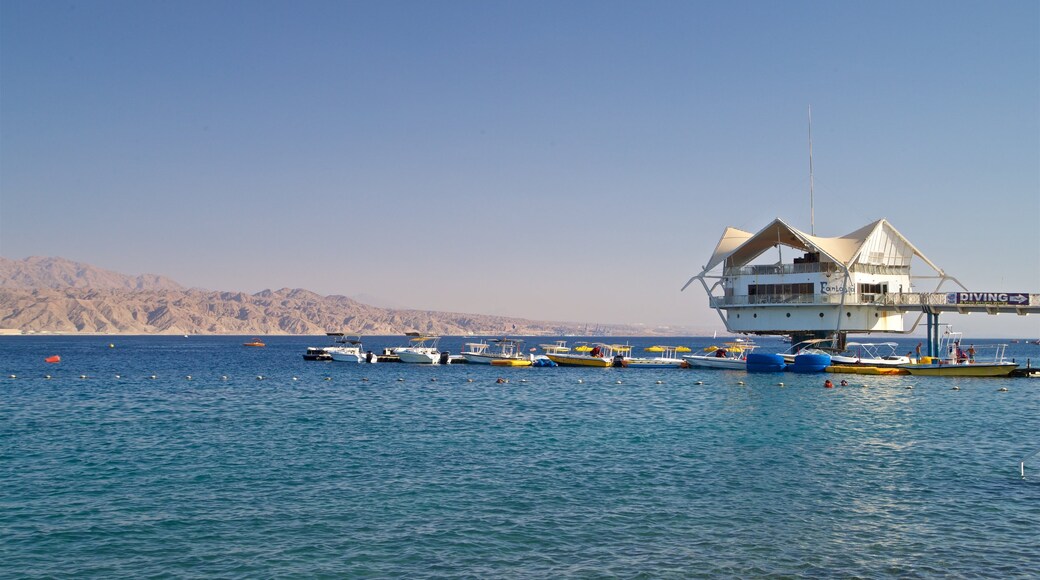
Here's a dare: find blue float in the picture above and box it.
[790,353,831,373]
[746,352,786,372]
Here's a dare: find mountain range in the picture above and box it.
[0,257,666,335]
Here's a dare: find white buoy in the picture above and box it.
[430,378,437,382]
[467,378,474,382]
[951,386,960,391]
[656,380,664,384]
[221,375,228,381]
[906,385,913,390]
[361,378,369,382]
[616,380,622,384]
[79,375,87,379]
[577,379,584,384]
[998,387,1008,392]
[44,374,51,379]
[108,343,115,348]
[737,381,744,385]
[777,382,784,386]
[256,375,264,380]
[292,376,299,381]
[115,374,121,379]
[186,375,192,380]
[397,378,404,382]
[150,375,157,379]
[325,377,332,381]
[8,374,15,379]
[520,379,527,383]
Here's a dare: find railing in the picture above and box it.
[723,263,909,277]
[713,294,865,307]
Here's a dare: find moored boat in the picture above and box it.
[462,338,532,366]
[900,329,1017,377]
[394,334,444,364]
[625,345,691,368]
[302,347,332,361]
[682,340,756,370]
[243,338,265,347]
[325,334,372,363]
[541,341,628,367]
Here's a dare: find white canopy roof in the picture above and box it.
[686,218,944,287]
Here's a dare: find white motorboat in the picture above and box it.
[394,334,444,364]
[780,339,909,367]
[830,342,911,367]
[461,338,532,366]
[624,345,691,368]
[325,333,371,363]
[682,340,757,370]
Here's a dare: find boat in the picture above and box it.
[325,334,373,363]
[541,341,629,367]
[243,338,265,347]
[461,338,532,366]
[302,347,332,361]
[394,334,445,364]
[826,342,911,367]
[624,345,691,368]
[682,340,757,370]
[900,329,1018,377]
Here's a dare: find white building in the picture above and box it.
[683,218,959,338]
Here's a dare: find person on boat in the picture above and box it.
[714,348,727,358]
[967,344,976,362]
[915,342,922,358]
[590,346,602,357]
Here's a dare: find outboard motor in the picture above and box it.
[365,351,375,364]
[612,354,627,367]
[439,351,451,365]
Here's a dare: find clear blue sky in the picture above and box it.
[2,1,1038,337]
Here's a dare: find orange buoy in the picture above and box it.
[824,379,834,389]
[45,355,61,364]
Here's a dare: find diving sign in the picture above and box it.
[946,292,1030,306]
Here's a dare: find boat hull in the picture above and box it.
[326,347,365,363]
[901,363,1018,377]
[463,353,530,365]
[625,357,686,368]
[682,355,746,370]
[396,349,441,364]
[826,365,909,375]
[490,359,533,367]
[545,353,612,367]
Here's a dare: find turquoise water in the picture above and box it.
[2,336,1039,577]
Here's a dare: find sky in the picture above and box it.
[1,0,1038,338]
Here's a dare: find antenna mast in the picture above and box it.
[808,105,815,235]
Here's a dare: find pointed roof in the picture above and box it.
[686,218,944,284]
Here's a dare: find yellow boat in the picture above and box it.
[826,365,909,375]
[899,329,1017,377]
[243,338,266,347]
[901,362,1018,377]
[490,358,533,367]
[541,341,626,367]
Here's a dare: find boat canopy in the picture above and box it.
[685,218,945,288]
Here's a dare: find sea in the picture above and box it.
[2,335,1038,578]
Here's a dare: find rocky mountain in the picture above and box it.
[0,256,183,292]
[0,257,644,335]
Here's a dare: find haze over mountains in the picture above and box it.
[0,257,671,335]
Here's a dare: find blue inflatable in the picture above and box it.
[746,352,786,372]
[790,353,831,373]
